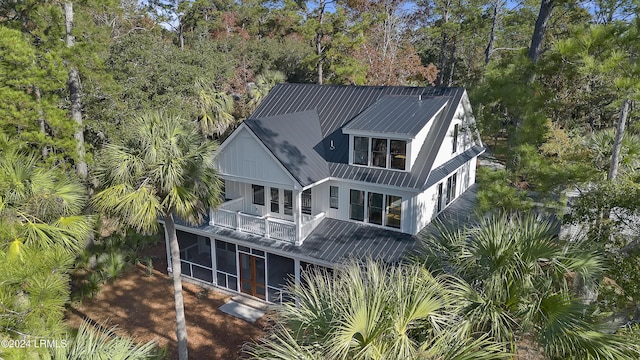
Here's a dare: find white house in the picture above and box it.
[163,83,484,303]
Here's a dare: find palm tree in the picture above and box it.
[194,79,235,137]
[248,70,286,111]
[0,147,94,355]
[52,320,159,360]
[244,259,509,360]
[419,213,639,359]
[92,111,222,360]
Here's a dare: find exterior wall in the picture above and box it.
[216,127,295,188]
[313,180,414,234]
[412,156,477,234]
[431,92,477,169]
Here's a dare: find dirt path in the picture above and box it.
[66,245,266,360]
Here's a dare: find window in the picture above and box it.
[437,183,443,212]
[386,195,402,229]
[452,124,459,154]
[390,140,407,170]
[368,192,383,225]
[446,173,457,205]
[353,137,369,165]
[283,190,293,215]
[302,189,312,215]
[270,188,279,213]
[350,190,365,221]
[252,184,264,205]
[353,137,407,171]
[329,186,339,209]
[350,189,402,229]
[372,138,387,168]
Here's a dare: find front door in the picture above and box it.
[239,253,266,300]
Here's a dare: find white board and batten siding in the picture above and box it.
[215,126,296,188]
[431,92,477,170]
[411,156,477,235]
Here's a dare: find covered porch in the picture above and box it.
[210,180,325,245]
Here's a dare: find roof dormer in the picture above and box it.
[342,95,449,172]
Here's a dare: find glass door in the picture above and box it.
[239,253,266,300]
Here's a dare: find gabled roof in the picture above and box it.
[342,96,449,137]
[243,83,474,190]
[244,110,330,187]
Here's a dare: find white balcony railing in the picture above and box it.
[210,198,325,245]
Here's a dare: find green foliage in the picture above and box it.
[419,213,638,358]
[245,260,510,359]
[92,111,222,231]
[0,150,95,354]
[51,320,161,360]
[0,26,74,165]
[475,167,532,213]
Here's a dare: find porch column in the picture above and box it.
[294,190,302,245]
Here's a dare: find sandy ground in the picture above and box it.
[65,244,266,360]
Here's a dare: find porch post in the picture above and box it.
[294,190,301,245]
[209,207,214,226]
[210,237,217,285]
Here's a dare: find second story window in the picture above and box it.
[283,190,293,215]
[352,136,407,171]
[353,136,369,165]
[329,186,339,209]
[452,124,459,154]
[372,138,387,167]
[349,190,365,221]
[252,184,264,205]
[390,140,407,170]
[302,189,312,215]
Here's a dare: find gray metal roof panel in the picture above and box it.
[248,84,469,189]
[244,110,330,187]
[424,146,485,189]
[343,96,449,136]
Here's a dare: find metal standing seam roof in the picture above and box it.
[342,96,449,137]
[244,110,330,187]
[246,83,475,190]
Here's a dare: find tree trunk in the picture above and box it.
[528,0,553,82]
[484,3,498,65]
[33,85,49,158]
[64,2,88,179]
[165,213,189,360]
[315,0,326,85]
[608,98,630,180]
[447,37,457,86]
[179,22,184,51]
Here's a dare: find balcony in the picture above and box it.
[210,197,325,245]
